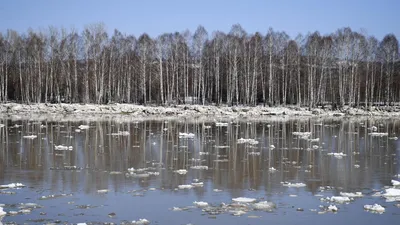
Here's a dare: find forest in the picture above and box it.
[0,23,398,108]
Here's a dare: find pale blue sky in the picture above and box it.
[0,0,398,40]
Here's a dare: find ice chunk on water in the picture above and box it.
[78,125,90,130]
[391,180,400,186]
[281,182,306,188]
[269,167,277,172]
[77,223,87,225]
[237,138,259,145]
[215,122,229,127]
[110,131,130,136]
[339,192,363,198]
[97,189,109,194]
[0,206,6,217]
[327,205,338,212]
[174,169,188,175]
[179,132,195,139]
[368,132,388,137]
[327,152,347,159]
[253,201,275,211]
[232,197,256,203]
[0,183,25,189]
[193,201,209,207]
[292,132,312,139]
[54,145,73,151]
[323,196,351,204]
[23,135,37,139]
[132,218,150,225]
[190,165,208,170]
[178,185,193,189]
[364,204,385,213]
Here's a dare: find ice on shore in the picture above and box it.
[237,138,259,145]
[23,135,37,139]
[179,132,195,139]
[364,204,385,213]
[281,182,306,188]
[232,197,256,203]
[54,145,73,151]
[0,183,25,189]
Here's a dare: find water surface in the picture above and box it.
[0,117,399,224]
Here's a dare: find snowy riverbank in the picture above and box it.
[0,103,400,122]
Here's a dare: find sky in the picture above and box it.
[0,0,399,40]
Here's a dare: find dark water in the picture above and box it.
[0,117,399,224]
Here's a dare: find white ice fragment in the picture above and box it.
[0,124,4,128]
[193,201,208,207]
[174,169,188,175]
[354,164,360,168]
[78,125,90,130]
[281,182,306,188]
[370,126,378,132]
[382,188,400,198]
[327,205,338,212]
[253,201,275,211]
[248,152,261,156]
[232,210,246,216]
[309,138,320,143]
[324,196,351,204]
[232,197,256,203]
[0,206,6,217]
[199,152,209,155]
[97,189,109,194]
[388,137,398,140]
[0,183,25,189]
[292,132,312,139]
[340,192,363,198]
[364,204,385,213]
[75,129,81,133]
[132,218,150,225]
[178,184,193,189]
[213,189,222,192]
[54,145,73,151]
[77,223,87,225]
[204,125,212,129]
[178,132,195,139]
[237,138,259,145]
[269,167,277,172]
[191,182,204,187]
[391,180,400,186]
[215,122,229,127]
[368,132,388,137]
[190,165,208,170]
[327,152,347,159]
[110,131,130,136]
[23,135,37,139]
[270,145,275,149]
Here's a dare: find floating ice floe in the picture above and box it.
[78,125,90,130]
[248,152,261,156]
[75,129,81,133]
[132,219,150,225]
[213,189,223,192]
[369,126,378,132]
[292,132,312,139]
[368,132,388,137]
[174,169,188,175]
[354,164,360,168]
[178,185,193,189]
[281,182,306,188]
[252,201,275,211]
[179,132,195,139]
[270,145,275,149]
[327,152,347,159]
[199,152,209,155]
[392,180,400,186]
[269,167,277,172]
[39,193,72,200]
[0,183,25,189]
[232,197,256,203]
[340,192,363,198]
[97,189,109,194]
[191,182,204,187]
[23,135,37,139]
[193,201,209,207]
[77,223,87,225]
[190,165,208,170]
[54,145,73,151]
[309,138,320,143]
[231,210,247,216]
[322,196,351,204]
[0,206,6,217]
[388,137,398,140]
[204,125,212,129]
[382,188,400,202]
[237,138,258,145]
[327,205,338,212]
[110,131,130,136]
[215,122,229,127]
[364,204,385,213]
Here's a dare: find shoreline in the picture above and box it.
[1,103,400,122]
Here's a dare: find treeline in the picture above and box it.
[0,23,399,107]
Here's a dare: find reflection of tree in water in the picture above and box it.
[0,118,399,197]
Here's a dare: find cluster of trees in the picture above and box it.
[0,23,399,108]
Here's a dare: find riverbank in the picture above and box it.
[0,103,400,122]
